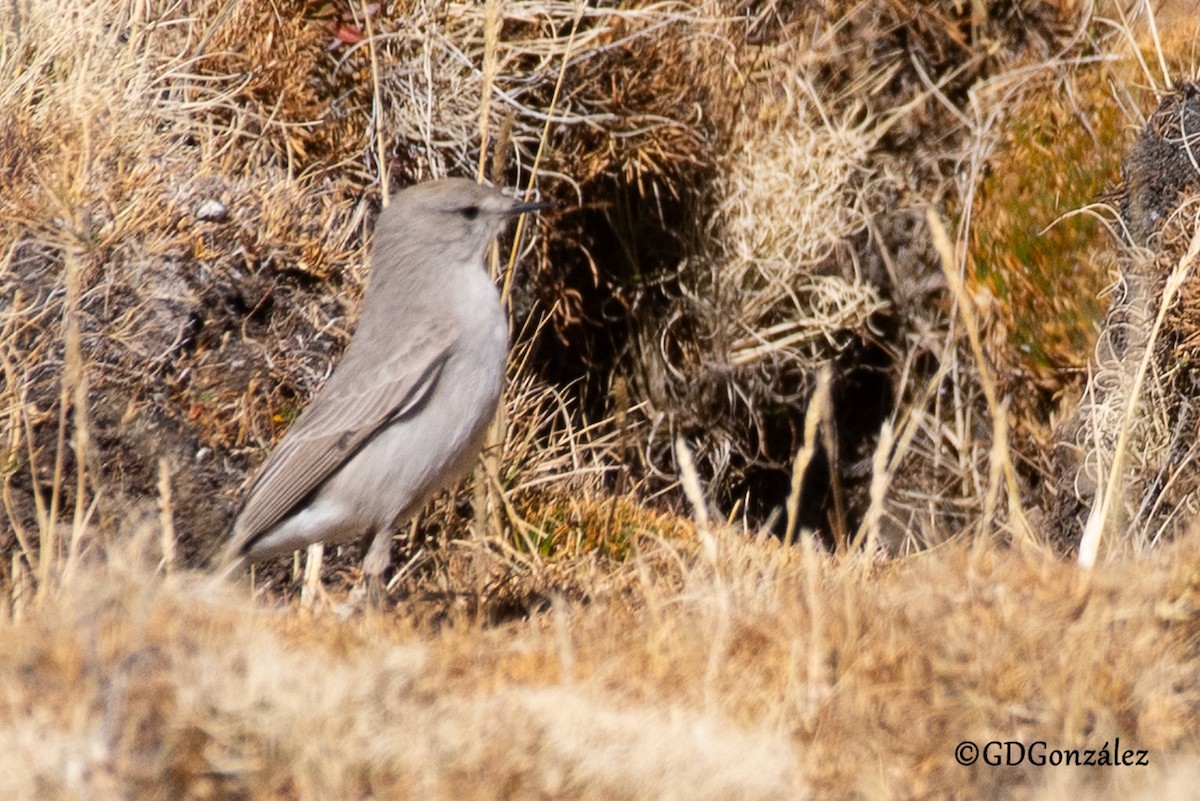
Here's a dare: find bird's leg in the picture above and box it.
[361,528,394,608]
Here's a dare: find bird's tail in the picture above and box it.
[202,524,251,582]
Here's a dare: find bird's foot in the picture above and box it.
[364,573,388,609]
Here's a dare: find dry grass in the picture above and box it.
[5,0,1200,798]
[2,528,1200,800]
[1044,0,1200,556]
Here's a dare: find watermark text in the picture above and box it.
[955,739,1148,767]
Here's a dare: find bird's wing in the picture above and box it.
[227,318,457,557]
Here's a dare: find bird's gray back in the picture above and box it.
[226,317,458,556]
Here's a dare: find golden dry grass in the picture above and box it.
[2,528,1200,800]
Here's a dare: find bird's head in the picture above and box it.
[383,177,549,262]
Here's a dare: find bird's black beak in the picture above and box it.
[508,199,554,216]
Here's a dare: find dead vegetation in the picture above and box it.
[4,0,1200,797]
[1050,82,1200,558]
[3,528,1200,800]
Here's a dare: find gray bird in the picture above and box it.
[223,178,547,599]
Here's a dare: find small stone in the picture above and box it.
[196,199,228,222]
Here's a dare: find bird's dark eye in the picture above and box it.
[460,205,480,220]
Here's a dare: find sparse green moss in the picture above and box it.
[971,73,1124,381]
[512,493,689,560]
